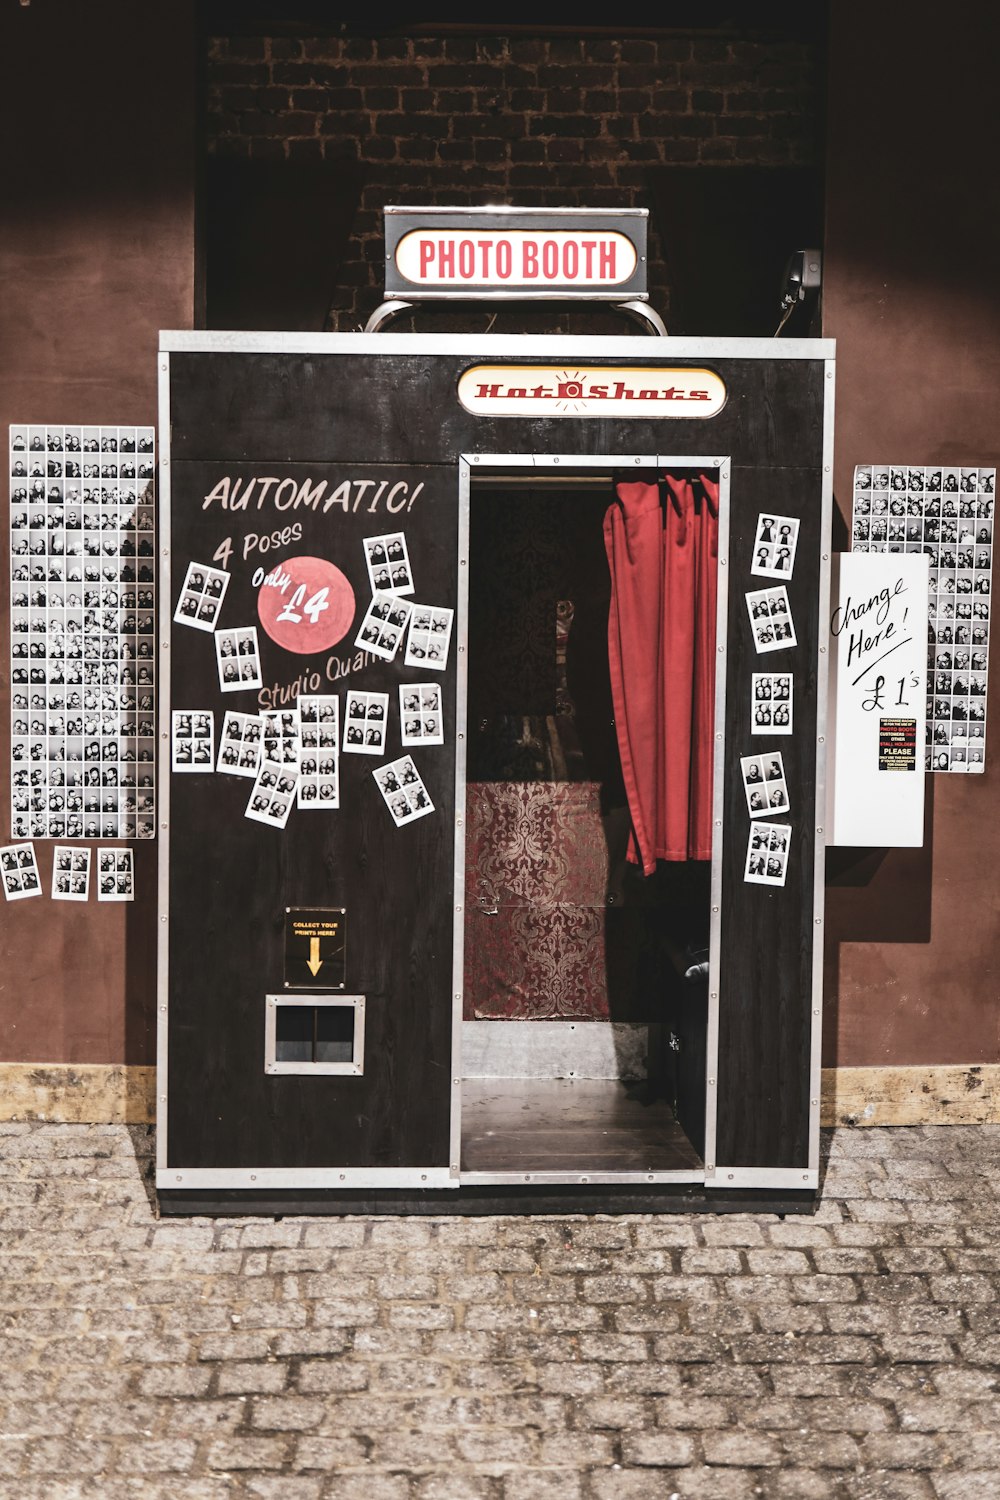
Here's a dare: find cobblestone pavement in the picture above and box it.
[1,1123,1000,1500]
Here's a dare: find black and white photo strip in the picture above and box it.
[364,532,414,597]
[374,755,434,827]
[752,673,793,734]
[746,585,797,653]
[171,710,215,772]
[744,821,790,888]
[1,842,42,901]
[10,424,156,839]
[852,464,995,772]
[355,590,412,662]
[741,752,790,819]
[405,605,455,671]
[216,626,262,692]
[751,513,800,579]
[96,846,134,902]
[51,844,91,901]
[245,760,298,829]
[399,683,444,747]
[173,561,230,633]
[217,711,263,778]
[298,694,340,809]
[343,691,389,754]
[262,709,299,767]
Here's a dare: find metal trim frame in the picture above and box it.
[264,993,365,1077]
[709,1166,819,1191]
[702,457,732,1180]
[461,1170,706,1188]
[155,353,172,1176]
[158,331,835,361]
[156,1167,455,1190]
[458,452,729,1188]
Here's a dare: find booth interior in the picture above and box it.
[461,464,719,1179]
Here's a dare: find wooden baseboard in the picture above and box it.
[0,1062,996,1128]
[820,1064,999,1126]
[0,1064,156,1124]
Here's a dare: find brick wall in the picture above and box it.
[205,30,821,331]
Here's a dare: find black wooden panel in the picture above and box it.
[167,352,825,474]
[166,460,455,1169]
[714,463,823,1169]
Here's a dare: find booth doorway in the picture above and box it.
[456,456,729,1184]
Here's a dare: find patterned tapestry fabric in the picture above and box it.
[463,782,682,1022]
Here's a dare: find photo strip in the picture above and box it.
[245,760,298,829]
[364,532,414,597]
[9,423,156,839]
[355,591,412,663]
[51,844,91,901]
[399,683,444,747]
[96,847,134,902]
[751,673,793,735]
[1,842,42,901]
[373,755,434,827]
[216,626,262,692]
[852,463,995,773]
[216,711,263,778]
[343,691,389,755]
[404,605,454,671]
[741,752,790,819]
[262,709,299,767]
[173,561,230,633]
[746,586,796,654]
[171,710,215,773]
[751,513,800,579]
[298,694,340,809]
[744,821,790,888]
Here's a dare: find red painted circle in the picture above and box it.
[256,555,356,655]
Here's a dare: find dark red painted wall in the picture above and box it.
[823,0,1000,1065]
[0,1,196,1064]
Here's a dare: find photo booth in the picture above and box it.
[156,330,834,1216]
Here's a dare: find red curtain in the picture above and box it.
[604,473,719,873]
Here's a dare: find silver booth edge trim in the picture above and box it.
[458,452,728,1191]
[155,353,173,1176]
[156,1167,456,1190]
[158,331,836,361]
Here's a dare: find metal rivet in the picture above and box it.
[822,553,829,561]
[161,363,168,371]
[160,914,167,922]
[819,646,826,653]
[811,1099,819,1106]
[720,558,727,566]
[714,818,721,826]
[817,826,824,834]
[706,1164,714,1173]
[815,917,822,925]
[803,1174,810,1181]
[710,992,718,1000]
[250,1175,256,1182]
[826,371,833,378]
[455,905,462,912]
[717,644,724,653]
[728,1173,735,1181]
[712,905,719,913]
[813,1009,820,1016]
[708,1078,716,1086]
[818,735,825,744]
[824,466,831,473]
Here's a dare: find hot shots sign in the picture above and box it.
[457,365,727,419]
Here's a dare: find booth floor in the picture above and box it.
[1,1122,999,1500]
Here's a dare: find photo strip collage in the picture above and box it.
[9,424,156,841]
[2,840,134,903]
[171,531,451,831]
[852,465,996,772]
[743,511,800,887]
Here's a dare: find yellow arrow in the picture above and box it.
[306,937,323,977]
